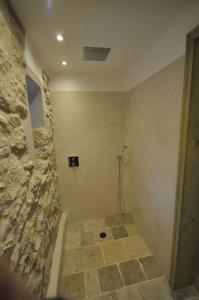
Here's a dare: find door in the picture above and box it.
[171,26,199,289]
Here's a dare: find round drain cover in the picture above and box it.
[100,232,107,239]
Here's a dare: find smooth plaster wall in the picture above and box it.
[25,38,43,82]
[51,91,126,221]
[124,56,185,278]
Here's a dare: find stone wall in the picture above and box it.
[0,1,61,297]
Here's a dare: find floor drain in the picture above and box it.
[100,232,107,239]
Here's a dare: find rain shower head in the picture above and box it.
[83,47,111,61]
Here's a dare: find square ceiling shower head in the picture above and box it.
[83,47,111,61]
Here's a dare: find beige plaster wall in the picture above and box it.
[51,91,126,221]
[124,56,185,278]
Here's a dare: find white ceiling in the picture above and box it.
[10,0,199,91]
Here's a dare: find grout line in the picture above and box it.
[84,269,101,299]
[72,253,75,274]
[63,254,158,276]
[121,237,130,259]
[109,228,113,239]
[92,229,96,245]
[138,254,153,259]
[85,278,152,300]
[100,243,106,266]
[99,257,133,268]
[141,275,169,284]
[93,229,97,244]
[117,262,125,286]
[84,270,88,299]
[136,258,148,281]
[95,267,102,295]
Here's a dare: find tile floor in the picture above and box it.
[58,213,174,299]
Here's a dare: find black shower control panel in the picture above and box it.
[68,156,79,167]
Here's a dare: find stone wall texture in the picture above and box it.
[0,1,61,297]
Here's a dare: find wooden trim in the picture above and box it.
[170,26,199,288]
[189,25,199,39]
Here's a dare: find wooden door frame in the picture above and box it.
[170,25,199,288]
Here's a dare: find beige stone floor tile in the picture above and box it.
[66,221,82,249]
[125,224,140,236]
[74,245,104,272]
[119,259,146,286]
[104,215,121,227]
[83,219,94,232]
[94,228,113,243]
[59,272,85,299]
[85,269,100,297]
[117,285,145,299]
[139,255,162,280]
[98,265,123,292]
[62,249,75,276]
[82,231,95,247]
[102,240,129,264]
[89,291,119,300]
[141,276,172,300]
[65,235,82,249]
[111,225,128,240]
[93,217,106,230]
[124,236,151,259]
[67,221,83,235]
[83,218,106,232]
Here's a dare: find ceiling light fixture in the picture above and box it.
[62,60,68,66]
[56,34,64,42]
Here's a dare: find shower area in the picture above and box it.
[2,0,197,299]
[51,91,172,299]
[51,91,127,221]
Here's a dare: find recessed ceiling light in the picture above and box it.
[62,60,68,66]
[56,34,64,42]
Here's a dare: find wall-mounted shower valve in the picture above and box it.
[68,156,79,167]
